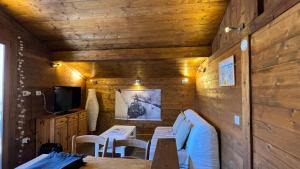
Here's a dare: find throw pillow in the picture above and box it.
[172,112,185,134]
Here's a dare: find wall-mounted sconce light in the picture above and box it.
[181,78,189,84]
[197,66,206,73]
[89,79,98,85]
[134,79,142,86]
[51,62,62,68]
[224,23,245,33]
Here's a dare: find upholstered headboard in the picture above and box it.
[184,109,220,169]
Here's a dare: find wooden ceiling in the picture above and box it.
[0,0,226,51]
[0,0,227,78]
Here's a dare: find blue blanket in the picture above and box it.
[27,152,86,169]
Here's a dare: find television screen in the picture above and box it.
[53,86,81,113]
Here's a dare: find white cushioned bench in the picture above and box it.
[149,109,220,169]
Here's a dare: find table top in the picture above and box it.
[16,155,151,169]
[81,157,151,169]
[99,125,136,139]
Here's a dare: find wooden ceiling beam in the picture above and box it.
[51,46,211,61]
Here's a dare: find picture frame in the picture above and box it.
[115,89,161,121]
[219,55,235,86]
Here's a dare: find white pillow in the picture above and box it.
[175,119,192,150]
[172,113,185,134]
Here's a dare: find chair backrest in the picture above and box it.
[112,139,150,160]
[72,135,109,158]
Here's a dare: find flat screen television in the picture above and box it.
[53,86,81,113]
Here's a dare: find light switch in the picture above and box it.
[36,91,42,96]
[234,115,240,126]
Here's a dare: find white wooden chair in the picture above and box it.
[112,139,150,160]
[72,135,109,158]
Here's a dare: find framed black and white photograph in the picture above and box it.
[115,89,161,121]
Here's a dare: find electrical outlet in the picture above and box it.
[234,115,240,126]
[36,91,42,96]
[22,91,31,96]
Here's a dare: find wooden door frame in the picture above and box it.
[0,31,18,169]
[241,36,252,169]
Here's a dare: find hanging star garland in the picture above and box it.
[16,36,26,164]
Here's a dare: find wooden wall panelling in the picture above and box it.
[212,0,257,52]
[249,0,300,34]
[86,78,195,140]
[207,1,300,168]
[251,2,300,168]
[212,0,299,53]
[0,9,86,167]
[196,42,244,169]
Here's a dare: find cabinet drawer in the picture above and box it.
[55,117,67,127]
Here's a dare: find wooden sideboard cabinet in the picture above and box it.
[36,110,88,154]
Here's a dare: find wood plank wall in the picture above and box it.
[86,78,195,140]
[212,0,299,53]
[195,43,244,169]
[0,10,86,168]
[211,0,257,52]
[197,1,300,169]
[251,3,300,168]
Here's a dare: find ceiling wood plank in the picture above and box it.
[51,47,211,61]
[0,0,227,51]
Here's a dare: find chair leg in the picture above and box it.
[95,144,99,158]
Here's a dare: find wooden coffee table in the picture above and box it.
[98,125,136,157]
